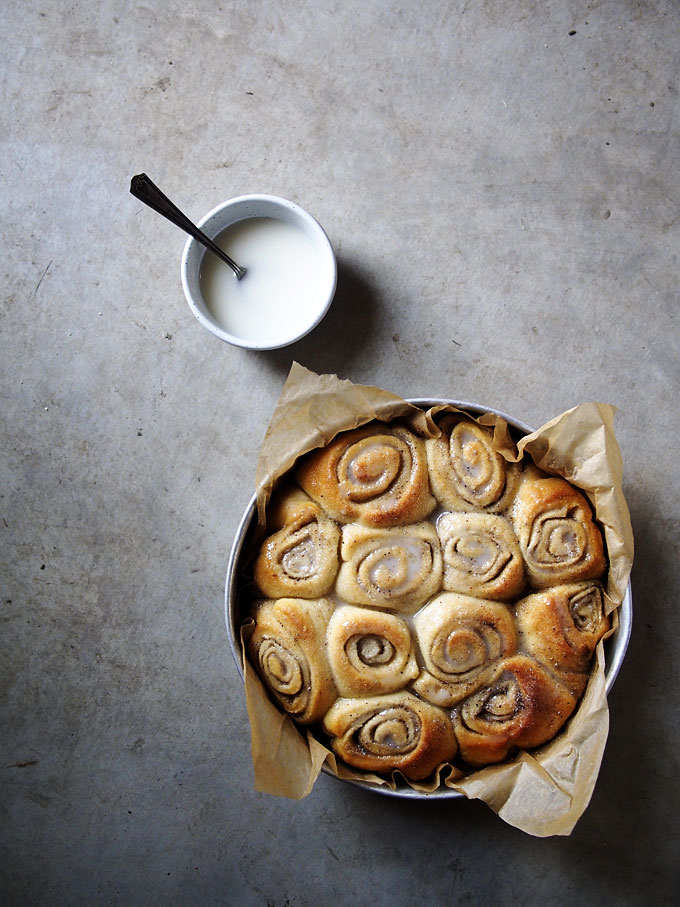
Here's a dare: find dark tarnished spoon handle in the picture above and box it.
[130,173,246,280]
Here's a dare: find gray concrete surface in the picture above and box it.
[2,1,678,904]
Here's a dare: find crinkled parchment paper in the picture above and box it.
[237,363,634,836]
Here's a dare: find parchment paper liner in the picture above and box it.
[237,363,634,836]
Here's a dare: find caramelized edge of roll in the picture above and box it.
[253,506,340,599]
[322,692,458,781]
[452,654,579,766]
[511,467,607,589]
[295,423,436,527]
[247,597,338,724]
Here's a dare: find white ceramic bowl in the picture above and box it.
[225,399,632,799]
[181,195,337,350]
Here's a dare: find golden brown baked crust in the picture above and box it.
[326,604,419,697]
[295,423,436,528]
[263,483,322,531]
[510,467,606,589]
[253,494,340,599]
[412,592,518,707]
[247,414,611,779]
[452,654,579,766]
[247,597,337,724]
[322,692,458,780]
[437,511,525,600]
[514,582,609,696]
[426,416,521,513]
[335,521,442,613]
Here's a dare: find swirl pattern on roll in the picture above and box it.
[515,583,609,696]
[511,467,606,589]
[335,521,443,613]
[412,593,518,706]
[452,654,578,766]
[322,692,458,780]
[437,512,525,600]
[327,605,419,697]
[295,423,436,528]
[247,409,614,782]
[253,495,340,600]
[426,416,521,513]
[248,597,337,724]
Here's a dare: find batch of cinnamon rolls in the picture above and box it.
[246,413,609,783]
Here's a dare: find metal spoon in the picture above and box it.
[129,173,247,280]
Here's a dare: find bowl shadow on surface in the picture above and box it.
[258,256,388,380]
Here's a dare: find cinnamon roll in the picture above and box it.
[295,423,436,528]
[515,583,609,696]
[253,494,340,599]
[322,692,458,780]
[248,597,337,724]
[426,416,521,513]
[412,593,518,707]
[437,512,525,600]
[263,483,325,531]
[335,521,443,613]
[510,467,606,589]
[452,654,579,766]
[326,605,419,697]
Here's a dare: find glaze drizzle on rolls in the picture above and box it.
[412,592,518,707]
[437,511,525,600]
[295,424,436,527]
[336,521,442,613]
[253,507,340,600]
[248,413,610,781]
[426,416,521,513]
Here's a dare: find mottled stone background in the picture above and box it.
[1,1,678,903]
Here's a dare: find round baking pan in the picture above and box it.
[224,399,632,799]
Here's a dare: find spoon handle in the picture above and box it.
[130,173,246,280]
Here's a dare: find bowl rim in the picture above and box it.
[224,397,633,799]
